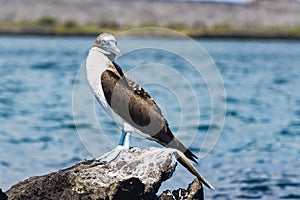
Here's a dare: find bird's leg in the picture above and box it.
[119,122,133,148]
[97,125,132,163]
[118,129,131,148]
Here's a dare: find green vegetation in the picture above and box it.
[36,16,57,26]
[1,17,300,39]
[98,18,120,29]
[139,21,160,28]
[64,20,77,28]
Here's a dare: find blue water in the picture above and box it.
[1,36,300,199]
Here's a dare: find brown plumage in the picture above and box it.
[101,62,198,163]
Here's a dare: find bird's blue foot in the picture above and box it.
[97,145,126,163]
[97,130,132,163]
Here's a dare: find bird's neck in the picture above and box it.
[107,54,116,62]
[86,47,111,91]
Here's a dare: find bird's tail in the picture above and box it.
[167,136,198,163]
[154,126,198,163]
[159,127,214,189]
[175,150,215,190]
[159,126,197,162]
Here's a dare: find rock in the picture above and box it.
[5,147,204,200]
[0,188,7,200]
[158,179,203,200]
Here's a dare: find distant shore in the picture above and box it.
[1,0,300,39]
[1,23,300,40]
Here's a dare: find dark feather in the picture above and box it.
[101,62,198,163]
[112,61,124,77]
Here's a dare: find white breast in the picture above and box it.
[86,47,126,128]
[86,47,111,108]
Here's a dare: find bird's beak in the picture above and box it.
[109,41,121,56]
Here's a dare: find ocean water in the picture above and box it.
[1,36,300,199]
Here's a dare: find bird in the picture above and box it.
[85,33,214,190]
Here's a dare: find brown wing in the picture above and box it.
[101,63,198,163]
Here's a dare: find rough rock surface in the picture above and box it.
[158,179,203,200]
[0,188,7,200]
[5,147,204,200]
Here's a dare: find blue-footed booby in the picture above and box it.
[86,33,214,189]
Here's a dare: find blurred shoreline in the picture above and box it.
[1,0,300,39]
[1,32,300,40]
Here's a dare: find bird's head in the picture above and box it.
[93,33,121,61]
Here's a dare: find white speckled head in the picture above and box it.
[93,33,121,61]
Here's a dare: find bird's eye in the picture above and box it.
[102,40,107,45]
[115,41,117,45]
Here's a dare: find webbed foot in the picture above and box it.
[97,145,127,163]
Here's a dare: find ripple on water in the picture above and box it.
[241,177,269,185]
[295,109,300,117]
[226,96,242,105]
[273,78,289,85]
[235,194,262,199]
[226,110,238,117]
[0,107,15,119]
[276,178,300,189]
[0,161,10,167]
[239,115,257,123]
[31,61,59,70]
[212,193,231,200]
[279,194,300,199]
[8,136,53,144]
[240,185,271,193]
[71,122,92,130]
[0,97,14,106]
[197,124,219,132]
[277,182,300,190]
[278,121,300,136]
